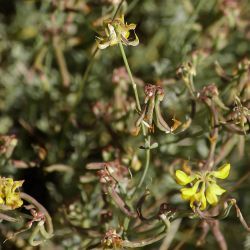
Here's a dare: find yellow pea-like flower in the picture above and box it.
[175,163,230,211]
[206,183,226,205]
[190,191,207,210]
[181,181,200,200]
[212,163,230,179]
[175,170,195,185]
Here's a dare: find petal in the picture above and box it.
[199,191,207,210]
[206,185,218,205]
[181,187,195,200]
[212,163,230,179]
[210,183,226,195]
[175,170,194,185]
[108,24,116,35]
[189,191,207,211]
[123,30,130,39]
[97,40,110,50]
[127,23,136,30]
[181,181,200,200]
[119,14,125,24]
[171,118,182,132]
[190,186,207,211]
[12,180,24,192]
[190,196,196,210]
[6,193,23,209]
[128,34,139,47]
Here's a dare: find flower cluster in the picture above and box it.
[0,177,24,209]
[102,229,122,249]
[134,84,181,135]
[175,163,230,211]
[96,15,139,49]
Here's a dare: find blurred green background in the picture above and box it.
[0,0,249,249]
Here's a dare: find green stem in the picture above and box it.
[76,2,125,106]
[118,42,151,189]
[20,192,53,235]
[122,213,170,248]
[118,42,141,112]
[138,136,151,188]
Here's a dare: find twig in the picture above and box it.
[138,137,151,188]
[234,203,250,232]
[122,232,167,248]
[108,187,137,218]
[118,41,151,190]
[160,219,182,250]
[0,213,17,222]
[123,215,171,248]
[20,192,53,235]
[208,220,227,250]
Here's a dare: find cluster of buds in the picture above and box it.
[198,84,219,100]
[176,62,196,97]
[134,84,181,135]
[86,160,129,189]
[25,206,46,229]
[175,163,230,211]
[176,62,196,81]
[0,177,24,210]
[224,96,250,134]
[101,229,123,249]
[198,84,229,110]
[96,15,139,49]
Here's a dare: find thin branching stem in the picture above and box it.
[118,42,152,190]
[76,1,125,105]
[118,42,142,113]
[138,136,151,188]
[20,192,53,235]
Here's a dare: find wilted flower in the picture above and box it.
[175,163,230,211]
[134,84,181,135]
[0,177,24,209]
[96,15,139,49]
[102,229,123,249]
[225,96,250,134]
[176,62,196,97]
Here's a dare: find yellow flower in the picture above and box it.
[175,163,230,211]
[0,177,24,209]
[180,181,200,200]
[175,170,196,185]
[96,15,139,49]
[190,185,207,211]
[212,163,230,179]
